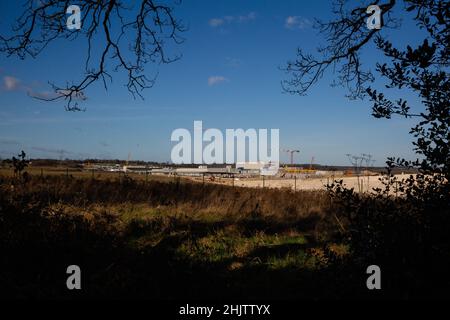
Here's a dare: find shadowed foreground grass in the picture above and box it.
[0,174,379,299]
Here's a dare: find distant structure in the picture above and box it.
[283,149,300,165]
[346,153,375,192]
[236,161,265,175]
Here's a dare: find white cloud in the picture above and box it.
[209,12,256,28]
[208,18,224,27]
[285,16,312,30]
[208,76,228,86]
[3,76,20,91]
[28,90,54,99]
[1,74,87,102]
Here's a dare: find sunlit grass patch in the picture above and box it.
[174,228,316,271]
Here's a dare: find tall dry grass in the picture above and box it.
[1,174,348,299]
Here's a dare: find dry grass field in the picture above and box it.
[2,172,355,299]
[1,163,446,299]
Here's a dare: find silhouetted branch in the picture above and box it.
[0,0,185,111]
[281,0,397,99]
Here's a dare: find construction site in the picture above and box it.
[74,151,407,193]
[0,149,415,193]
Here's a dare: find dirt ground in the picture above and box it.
[206,174,415,193]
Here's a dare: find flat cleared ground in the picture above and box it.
[205,174,415,193]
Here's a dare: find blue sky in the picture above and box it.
[0,0,425,165]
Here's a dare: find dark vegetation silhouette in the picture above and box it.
[0,0,185,110]
[1,172,358,299]
[1,165,447,299]
[11,151,29,179]
[283,0,449,297]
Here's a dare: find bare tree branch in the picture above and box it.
[281,0,397,99]
[0,0,185,111]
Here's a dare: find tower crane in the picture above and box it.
[283,149,300,165]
